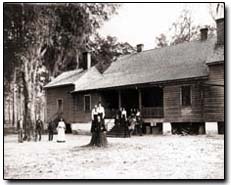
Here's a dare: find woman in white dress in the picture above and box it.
[57,118,66,142]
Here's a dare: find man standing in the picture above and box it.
[17,117,24,143]
[136,109,143,136]
[48,120,55,141]
[35,117,43,141]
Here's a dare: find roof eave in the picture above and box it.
[71,75,208,93]
[43,83,74,89]
[206,60,224,65]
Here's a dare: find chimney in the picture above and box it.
[137,44,144,52]
[200,28,208,41]
[216,18,224,45]
[82,51,91,70]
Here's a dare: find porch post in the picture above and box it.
[138,89,142,110]
[118,90,122,108]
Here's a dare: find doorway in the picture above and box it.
[121,89,139,115]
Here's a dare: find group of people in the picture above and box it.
[17,116,67,143]
[114,107,143,137]
[17,102,143,145]
[89,102,108,147]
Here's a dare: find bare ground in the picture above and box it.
[4,134,224,179]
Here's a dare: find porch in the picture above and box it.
[100,86,164,119]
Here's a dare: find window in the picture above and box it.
[57,99,63,112]
[181,86,191,106]
[84,95,91,111]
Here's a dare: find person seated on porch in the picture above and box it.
[133,108,137,115]
[130,108,134,117]
[136,109,141,117]
[114,113,120,127]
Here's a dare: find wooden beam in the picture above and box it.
[118,90,121,108]
[138,89,142,110]
[202,83,224,87]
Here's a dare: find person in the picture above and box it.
[17,117,24,143]
[91,105,98,133]
[48,120,55,141]
[96,115,108,147]
[118,107,123,120]
[89,105,98,145]
[128,113,136,137]
[97,102,105,120]
[114,113,120,127]
[35,117,43,141]
[87,115,108,147]
[136,109,143,136]
[57,118,66,142]
[121,107,128,137]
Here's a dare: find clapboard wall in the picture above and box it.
[72,92,100,123]
[163,82,204,123]
[45,85,75,123]
[203,63,224,122]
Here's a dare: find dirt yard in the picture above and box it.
[4,134,224,179]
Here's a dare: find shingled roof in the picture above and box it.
[206,45,224,65]
[72,38,217,92]
[44,67,102,88]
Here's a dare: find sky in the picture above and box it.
[99,3,220,50]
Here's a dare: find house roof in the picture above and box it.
[44,69,85,88]
[206,45,224,65]
[72,38,217,92]
[44,67,102,89]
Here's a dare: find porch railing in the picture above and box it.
[141,107,164,118]
[105,107,164,118]
[105,108,117,118]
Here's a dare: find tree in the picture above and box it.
[155,33,168,49]
[4,3,120,139]
[169,9,200,45]
[88,34,135,73]
[154,8,216,48]
[209,3,224,21]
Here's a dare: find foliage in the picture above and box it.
[3,3,121,138]
[155,34,168,49]
[88,34,135,73]
[155,8,216,48]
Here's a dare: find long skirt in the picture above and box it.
[88,132,108,147]
[57,128,65,142]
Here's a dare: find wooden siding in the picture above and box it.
[72,92,100,123]
[163,83,204,122]
[45,85,75,123]
[203,64,224,122]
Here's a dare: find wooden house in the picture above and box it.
[44,18,224,135]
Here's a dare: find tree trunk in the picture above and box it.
[20,46,47,141]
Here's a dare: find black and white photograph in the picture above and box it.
[3,2,225,180]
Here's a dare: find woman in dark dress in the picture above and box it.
[89,105,98,146]
[87,103,108,147]
[96,115,108,147]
